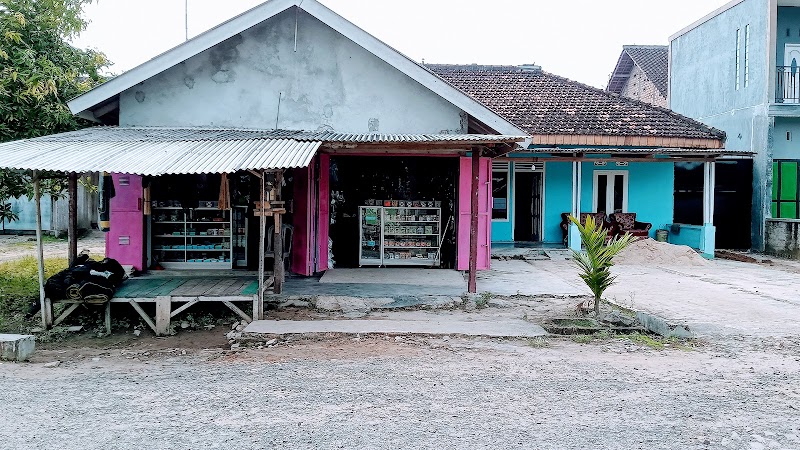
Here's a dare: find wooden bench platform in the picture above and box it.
[51,276,264,336]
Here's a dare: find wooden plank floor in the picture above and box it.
[114,277,258,299]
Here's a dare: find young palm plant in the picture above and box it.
[569,215,635,316]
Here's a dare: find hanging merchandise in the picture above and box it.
[328,237,335,269]
[98,172,115,232]
[218,173,230,210]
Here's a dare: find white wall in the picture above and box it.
[119,7,465,134]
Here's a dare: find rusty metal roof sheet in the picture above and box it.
[0,127,523,175]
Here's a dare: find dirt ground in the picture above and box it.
[4,237,800,448]
[0,230,106,262]
[2,331,799,450]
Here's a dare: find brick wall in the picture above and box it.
[620,64,667,108]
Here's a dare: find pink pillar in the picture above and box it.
[457,157,491,271]
[316,154,330,272]
[291,164,316,276]
[106,173,145,271]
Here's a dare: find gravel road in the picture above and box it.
[2,335,798,450]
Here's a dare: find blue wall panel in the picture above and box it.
[777,7,800,65]
[543,162,573,243]
[4,196,53,232]
[772,117,800,159]
[490,160,675,244]
[491,162,514,243]
[577,162,674,238]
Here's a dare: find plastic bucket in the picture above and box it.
[655,229,668,242]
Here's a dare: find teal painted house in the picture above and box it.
[670,0,800,258]
[429,65,744,256]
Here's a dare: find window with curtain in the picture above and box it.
[594,171,628,214]
[773,160,800,219]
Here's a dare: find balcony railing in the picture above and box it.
[776,66,800,103]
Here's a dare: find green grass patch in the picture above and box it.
[624,333,666,350]
[571,335,593,344]
[527,337,549,348]
[0,256,68,332]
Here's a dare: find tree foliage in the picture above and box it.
[0,0,109,219]
[569,215,635,316]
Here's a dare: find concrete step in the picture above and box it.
[243,318,547,339]
[0,334,35,361]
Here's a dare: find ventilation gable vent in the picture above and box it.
[492,161,510,171]
[514,162,544,172]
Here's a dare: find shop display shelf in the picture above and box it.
[150,206,235,269]
[383,246,435,249]
[383,258,437,265]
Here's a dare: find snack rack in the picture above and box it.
[358,204,441,267]
[151,204,233,269]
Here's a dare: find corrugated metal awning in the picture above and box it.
[0,127,523,175]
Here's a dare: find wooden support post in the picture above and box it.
[256,171,266,320]
[42,298,52,328]
[33,171,51,328]
[273,171,284,295]
[468,149,480,293]
[52,302,80,327]
[155,296,171,336]
[104,301,112,336]
[128,299,157,334]
[222,300,252,323]
[169,298,199,318]
[67,172,78,266]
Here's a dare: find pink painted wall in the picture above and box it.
[106,173,145,271]
[456,157,491,271]
[316,154,330,272]
[291,163,316,276]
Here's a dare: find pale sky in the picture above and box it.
[72,0,731,89]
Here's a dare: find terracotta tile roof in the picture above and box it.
[427,63,724,142]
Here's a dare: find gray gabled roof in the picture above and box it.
[607,45,669,98]
[67,0,525,137]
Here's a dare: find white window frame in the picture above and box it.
[735,28,741,90]
[491,162,511,222]
[592,170,629,214]
[744,24,750,87]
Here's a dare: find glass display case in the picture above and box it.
[151,205,232,269]
[358,206,383,266]
[358,205,441,267]
[232,206,248,268]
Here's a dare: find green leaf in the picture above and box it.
[568,214,635,305]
